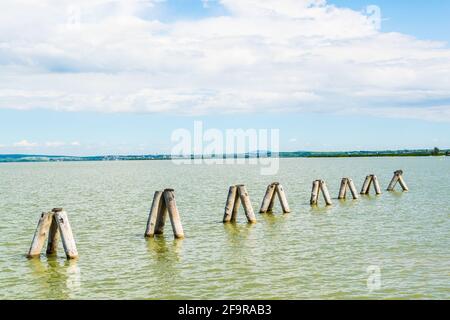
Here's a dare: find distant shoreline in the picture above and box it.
[0,149,448,163]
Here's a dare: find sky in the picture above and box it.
[0,0,449,155]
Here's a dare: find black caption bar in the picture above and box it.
[1,300,444,319]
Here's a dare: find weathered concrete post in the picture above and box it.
[310,180,332,206]
[46,214,60,255]
[237,185,257,223]
[361,175,382,195]
[225,185,256,223]
[276,184,291,213]
[231,190,241,222]
[310,180,320,205]
[387,172,400,191]
[259,182,291,214]
[360,175,373,195]
[387,170,409,192]
[348,178,359,199]
[28,211,53,258]
[224,186,238,222]
[398,175,409,192]
[53,209,78,259]
[145,191,164,237]
[339,178,359,200]
[338,178,348,200]
[164,189,185,239]
[28,208,78,259]
[154,195,168,235]
[320,180,333,206]
[259,183,276,213]
[267,191,276,212]
[146,189,184,239]
[372,175,382,195]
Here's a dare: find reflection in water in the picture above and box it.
[360,194,379,200]
[259,212,291,240]
[28,257,80,299]
[223,222,255,244]
[259,212,290,226]
[145,237,183,263]
[222,223,257,263]
[222,221,262,275]
[389,191,405,199]
[310,205,332,214]
[144,237,184,298]
[337,199,359,208]
[3,158,448,299]
[65,260,81,298]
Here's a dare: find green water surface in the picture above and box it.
[0,157,448,299]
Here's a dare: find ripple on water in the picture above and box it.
[0,158,449,299]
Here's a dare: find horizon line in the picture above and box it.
[0,147,448,159]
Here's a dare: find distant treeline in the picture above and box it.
[0,148,448,163]
[279,147,449,158]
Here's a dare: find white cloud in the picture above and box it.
[13,140,39,147]
[6,140,80,149]
[45,141,66,147]
[346,105,450,123]
[0,0,449,121]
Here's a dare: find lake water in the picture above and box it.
[0,157,448,299]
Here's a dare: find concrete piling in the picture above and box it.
[224,186,238,223]
[46,214,60,255]
[27,211,53,258]
[259,182,291,214]
[348,179,359,199]
[338,178,359,200]
[372,175,382,195]
[164,189,185,239]
[259,183,277,213]
[28,208,78,259]
[387,170,409,192]
[231,190,241,222]
[223,185,256,223]
[361,175,382,195]
[145,191,164,237]
[276,184,291,213]
[320,180,333,206]
[146,189,184,239]
[338,178,348,200]
[54,209,78,259]
[398,175,409,192]
[310,180,332,206]
[310,180,320,205]
[360,175,372,194]
[238,185,257,223]
[154,195,168,235]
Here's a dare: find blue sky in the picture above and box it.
[0,0,449,155]
[332,0,450,42]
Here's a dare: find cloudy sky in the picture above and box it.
[0,0,449,155]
